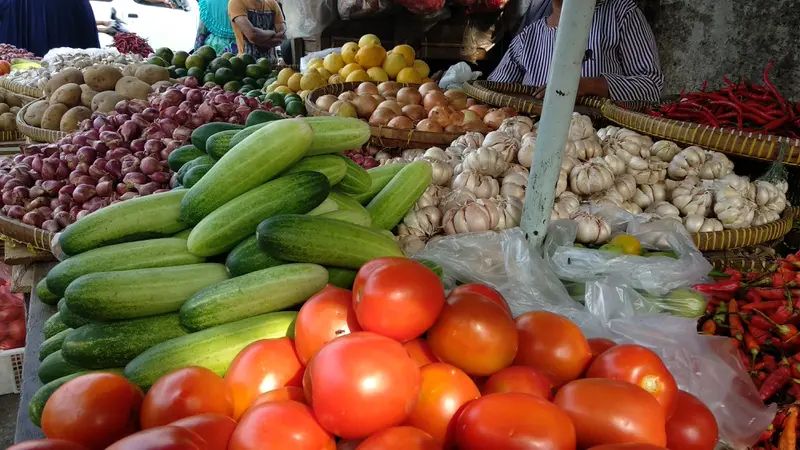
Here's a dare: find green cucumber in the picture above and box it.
[57,299,92,329]
[306,198,339,216]
[328,191,370,213]
[326,267,357,289]
[177,155,215,182]
[229,122,268,149]
[320,209,372,227]
[44,312,68,339]
[62,314,189,369]
[65,264,229,321]
[35,278,60,305]
[180,119,313,225]
[336,156,372,194]
[39,328,71,362]
[168,145,205,171]
[245,110,283,127]
[191,123,243,153]
[46,238,204,297]
[173,227,193,239]
[206,130,239,160]
[124,311,298,388]
[282,155,347,186]
[257,215,404,270]
[28,369,124,427]
[187,172,329,257]
[350,163,409,204]
[180,264,327,330]
[58,190,191,256]
[367,160,432,230]
[183,164,213,188]
[300,116,371,156]
[39,351,85,383]
[226,235,285,277]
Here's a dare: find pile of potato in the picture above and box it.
[0,91,22,132]
[22,63,173,133]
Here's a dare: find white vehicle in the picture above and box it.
[91,0,200,53]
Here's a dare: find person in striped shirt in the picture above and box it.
[489,0,664,103]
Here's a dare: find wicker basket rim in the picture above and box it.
[16,98,68,144]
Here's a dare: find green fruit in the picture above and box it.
[203,82,217,88]
[285,101,305,117]
[196,45,217,62]
[203,73,216,84]
[175,68,188,77]
[221,52,235,60]
[284,94,301,104]
[265,92,284,108]
[245,64,266,79]
[256,78,267,87]
[241,77,256,87]
[240,54,256,66]
[147,56,168,67]
[223,80,242,92]
[167,66,178,78]
[257,58,272,72]
[598,243,624,253]
[246,90,261,98]
[209,57,232,72]
[156,47,174,63]
[214,67,235,85]
[184,54,206,70]
[186,67,205,80]
[172,51,190,68]
[229,57,246,75]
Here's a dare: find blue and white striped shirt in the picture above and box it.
[489,0,664,103]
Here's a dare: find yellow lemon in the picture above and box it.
[392,45,416,66]
[346,70,372,83]
[609,234,642,256]
[298,90,311,100]
[341,42,360,64]
[367,67,389,83]
[307,58,324,70]
[323,52,345,74]
[274,85,294,95]
[316,67,332,80]
[300,71,325,91]
[265,81,279,93]
[276,68,295,86]
[396,67,422,84]
[328,74,344,85]
[382,52,407,79]
[339,63,363,80]
[287,72,303,92]
[412,60,430,78]
[358,34,381,47]
[355,45,387,69]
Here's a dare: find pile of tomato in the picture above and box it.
[14,257,721,450]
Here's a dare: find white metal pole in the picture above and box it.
[520,0,597,248]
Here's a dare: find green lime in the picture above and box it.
[245,64,266,79]
[285,101,305,116]
[147,56,168,67]
[284,94,301,104]
[246,90,261,98]
[203,72,216,84]
[196,45,217,62]
[229,57,247,76]
[240,54,257,66]
[185,54,206,70]
[264,77,277,87]
[269,70,279,79]
[257,58,272,72]
[209,57,232,72]
[256,78,267,87]
[203,81,217,88]
[214,67,235,85]
[221,52,235,60]
[265,92,285,108]
[241,77,256,87]
[187,67,205,80]
[258,95,267,102]
[155,47,174,63]
[175,68,188,77]
[224,80,242,92]
[239,87,250,94]
[172,51,189,68]
[167,65,178,77]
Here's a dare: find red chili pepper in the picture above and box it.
[760,365,792,401]
[746,289,764,304]
[760,425,776,443]
[778,405,797,450]
[750,314,774,329]
[729,300,745,339]
[701,319,717,334]
[744,331,760,356]
[755,288,788,301]
[779,324,800,343]
[764,354,779,372]
[773,271,796,288]
[724,268,744,281]
[693,279,741,294]
[743,300,785,311]
[772,305,794,324]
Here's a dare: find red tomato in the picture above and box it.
[249,386,307,410]
[427,293,518,376]
[449,283,511,317]
[352,257,406,293]
[294,285,361,365]
[553,378,667,448]
[514,311,591,387]
[228,401,335,450]
[305,331,421,439]
[224,337,304,419]
[168,414,237,450]
[105,426,207,450]
[41,373,143,450]
[0,61,10,76]
[588,445,669,450]
[455,393,576,450]
[403,338,438,367]
[585,344,678,417]
[353,258,445,342]
[7,440,90,450]
[356,427,440,450]
[588,337,617,364]
[480,366,553,400]
[665,390,718,450]
[404,362,480,446]
[141,367,234,429]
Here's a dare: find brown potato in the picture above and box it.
[45,68,84,97]
[91,91,129,113]
[121,64,139,77]
[115,76,152,100]
[23,100,49,127]
[80,84,98,108]
[41,103,69,130]
[83,65,124,92]
[49,83,82,107]
[60,106,93,132]
[0,104,9,115]
[0,113,15,131]
[134,64,169,85]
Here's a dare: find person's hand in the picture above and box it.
[533,85,546,100]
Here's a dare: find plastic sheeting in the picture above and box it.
[282,0,337,39]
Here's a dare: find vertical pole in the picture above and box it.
[520,0,596,248]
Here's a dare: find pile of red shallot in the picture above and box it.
[343,147,380,169]
[0,77,284,232]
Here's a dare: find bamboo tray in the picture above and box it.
[601,101,800,166]
[689,208,795,252]
[0,215,54,253]
[0,130,24,143]
[305,82,465,149]
[0,77,44,99]
[15,99,68,144]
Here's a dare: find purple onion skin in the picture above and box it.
[173,126,191,141]
[105,159,123,179]
[22,210,45,227]
[115,101,131,115]
[4,179,23,191]
[29,185,46,199]
[119,192,139,201]
[116,183,128,195]
[144,140,165,156]
[130,138,147,154]
[73,184,97,203]
[149,171,170,184]
[121,156,141,175]
[142,108,159,122]
[119,121,141,141]
[77,147,97,165]
[42,180,65,195]
[140,157,160,175]
[107,148,131,160]
[135,182,161,196]
[7,205,25,220]
[54,211,72,227]
[96,181,114,197]
[76,210,90,221]
[37,206,53,218]
[41,220,61,232]
[123,172,147,189]
[26,197,48,212]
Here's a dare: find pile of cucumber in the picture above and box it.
[29,115,436,427]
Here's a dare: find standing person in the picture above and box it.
[195,0,239,54]
[0,0,100,57]
[488,0,663,103]
[228,0,286,64]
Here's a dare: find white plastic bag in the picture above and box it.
[438,62,482,91]
[282,0,337,39]
[300,48,341,72]
[414,228,774,449]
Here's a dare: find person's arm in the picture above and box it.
[269,1,286,45]
[601,5,664,102]
[487,31,528,84]
[229,0,276,48]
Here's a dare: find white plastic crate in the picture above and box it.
[0,347,24,395]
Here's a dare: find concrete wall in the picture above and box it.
[643,0,800,100]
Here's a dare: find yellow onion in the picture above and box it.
[402,104,428,122]
[444,90,468,110]
[315,95,338,111]
[351,94,380,119]
[483,109,510,130]
[387,115,414,129]
[423,91,448,111]
[378,81,402,97]
[378,100,403,116]
[356,82,379,96]
[416,119,443,133]
[397,87,422,106]
[419,81,441,97]
[369,107,398,126]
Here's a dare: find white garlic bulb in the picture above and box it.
[754,180,787,214]
[375,150,392,162]
[502,164,529,179]
[517,132,536,168]
[569,161,615,195]
[568,113,595,141]
[667,146,706,180]
[443,199,501,235]
[500,172,528,201]
[683,215,724,233]
[415,185,450,209]
[713,194,756,229]
[627,156,668,185]
[401,148,425,161]
[610,174,637,201]
[423,146,448,162]
[698,151,734,180]
[632,183,667,209]
[573,211,612,245]
[599,127,653,163]
[587,189,625,207]
[482,131,519,163]
[440,188,478,212]
[647,201,681,218]
[555,169,567,197]
[556,191,581,216]
[752,208,781,226]
[423,157,454,187]
[599,154,626,176]
[621,202,643,215]
[650,140,681,162]
[561,155,580,174]
[461,147,509,177]
[453,132,484,148]
[444,145,468,163]
[493,196,523,230]
[566,136,603,161]
[397,206,443,238]
[452,170,500,199]
[498,116,534,140]
[397,235,426,256]
[381,156,408,166]
[671,185,714,217]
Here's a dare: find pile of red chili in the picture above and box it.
[695,254,800,449]
[650,61,800,139]
[110,32,154,59]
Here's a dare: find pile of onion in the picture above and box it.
[0,77,283,232]
[343,148,380,170]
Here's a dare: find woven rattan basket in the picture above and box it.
[305,82,465,148]
[689,208,795,252]
[602,101,800,166]
[0,215,54,252]
[0,77,44,99]
[16,99,68,144]
[704,244,780,272]
[0,130,24,143]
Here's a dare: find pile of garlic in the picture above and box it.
[383,115,789,253]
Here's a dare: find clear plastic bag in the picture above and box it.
[300,48,341,72]
[438,62,482,91]
[338,0,393,20]
[282,0,337,39]
[414,228,775,449]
